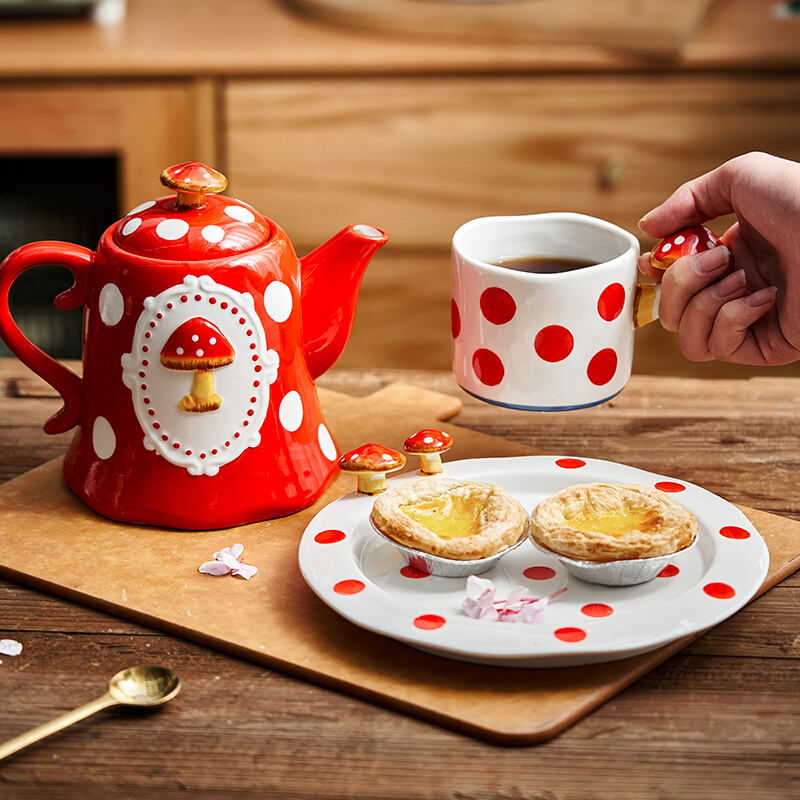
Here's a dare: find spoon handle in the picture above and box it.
[0,692,118,761]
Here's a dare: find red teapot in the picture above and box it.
[0,162,388,529]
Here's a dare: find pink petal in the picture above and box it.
[231,563,258,580]
[199,561,231,576]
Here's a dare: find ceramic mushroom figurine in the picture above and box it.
[338,443,406,495]
[403,429,453,475]
[650,226,723,270]
[160,318,235,412]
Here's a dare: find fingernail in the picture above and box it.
[692,244,730,274]
[637,211,654,230]
[745,286,778,308]
[711,269,746,299]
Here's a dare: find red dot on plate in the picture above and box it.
[414,614,446,630]
[704,582,735,599]
[523,566,556,581]
[534,325,574,362]
[333,579,365,595]
[400,565,430,579]
[472,348,505,386]
[597,282,626,321]
[587,348,618,385]
[480,287,516,325]
[314,529,346,544]
[555,458,586,470]
[555,627,587,643]
[655,481,686,493]
[451,299,461,339]
[581,603,614,618]
[658,564,680,578]
[720,525,750,540]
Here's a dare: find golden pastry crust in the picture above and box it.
[530,483,697,562]
[370,478,529,560]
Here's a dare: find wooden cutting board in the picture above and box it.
[1,381,799,744]
[285,0,716,56]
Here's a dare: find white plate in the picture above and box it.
[298,456,769,667]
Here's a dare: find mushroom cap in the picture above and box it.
[160,317,235,371]
[160,162,228,196]
[650,225,722,270]
[338,443,406,473]
[403,429,453,454]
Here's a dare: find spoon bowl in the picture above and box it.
[0,665,181,761]
[107,665,182,707]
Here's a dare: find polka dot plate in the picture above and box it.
[298,456,769,667]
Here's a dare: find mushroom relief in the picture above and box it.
[0,162,389,529]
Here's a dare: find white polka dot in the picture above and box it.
[196,349,204,357]
[92,416,116,460]
[209,337,217,345]
[264,281,293,323]
[176,347,184,355]
[662,242,672,253]
[127,200,156,215]
[202,225,225,244]
[99,283,124,326]
[424,436,433,444]
[225,205,256,224]
[382,453,394,461]
[318,424,337,461]
[707,240,717,249]
[674,235,685,245]
[122,217,142,236]
[156,218,190,241]
[192,335,199,342]
[279,391,303,432]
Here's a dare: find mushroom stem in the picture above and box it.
[357,472,388,495]
[176,189,205,210]
[179,369,222,413]
[419,453,444,475]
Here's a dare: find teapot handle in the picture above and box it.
[0,242,93,434]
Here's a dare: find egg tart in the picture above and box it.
[530,483,697,563]
[370,478,529,561]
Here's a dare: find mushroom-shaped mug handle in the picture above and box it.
[0,242,92,434]
[635,226,725,328]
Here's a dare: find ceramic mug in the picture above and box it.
[451,212,659,411]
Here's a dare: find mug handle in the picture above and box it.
[633,283,661,328]
[0,241,94,434]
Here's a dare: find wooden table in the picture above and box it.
[0,358,798,798]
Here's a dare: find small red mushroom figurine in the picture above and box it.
[649,226,724,270]
[403,429,453,475]
[160,317,235,413]
[338,443,406,495]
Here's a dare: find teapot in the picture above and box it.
[0,162,388,529]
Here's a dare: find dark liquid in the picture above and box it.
[489,255,598,273]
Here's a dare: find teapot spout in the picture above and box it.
[301,224,388,378]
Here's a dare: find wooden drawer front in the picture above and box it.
[226,74,800,250]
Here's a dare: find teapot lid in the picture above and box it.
[113,162,272,260]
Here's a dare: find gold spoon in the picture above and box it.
[0,665,181,761]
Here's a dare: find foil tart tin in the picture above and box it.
[530,535,699,586]
[370,518,527,578]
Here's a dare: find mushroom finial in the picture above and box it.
[160,317,235,413]
[649,226,724,270]
[160,162,228,210]
[403,429,453,475]
[338,443,406,495]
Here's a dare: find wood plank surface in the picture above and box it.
[0,359,798,797]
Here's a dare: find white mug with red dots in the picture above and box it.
[451,212,659,411]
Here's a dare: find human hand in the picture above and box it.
[638,151,800,366]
